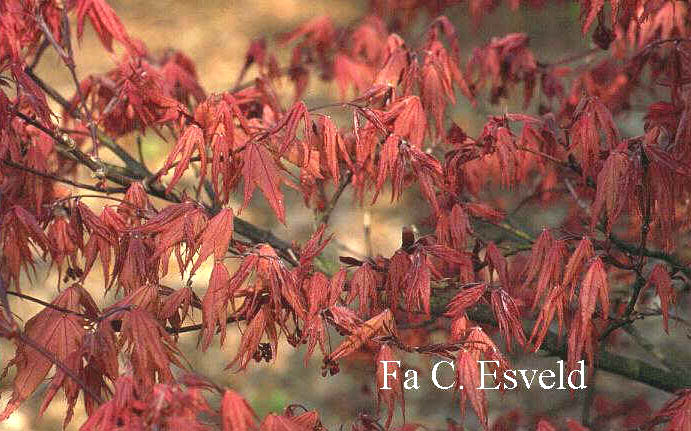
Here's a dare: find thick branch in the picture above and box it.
[609,233,691,280]
[428,292,691,393]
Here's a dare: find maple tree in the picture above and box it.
[1,0,691,430]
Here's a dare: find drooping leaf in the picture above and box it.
[161,124,208,193]
[376,344,405,429]
[201,261,231,350]
[111,308,185,388]
[326,309,396,363]
[591,151,634,232]
[644,264,677,333]
[241,141,285,223]
[76,0,138,53]
[490,288,527,352]
[0,286,90,421]
[445,283,487,318]
[221,390,258,431]
[191,208,234,275]
[578,257,609,330]
[455,348,488,431]
[229,306,278,371]
[563,237,595,300]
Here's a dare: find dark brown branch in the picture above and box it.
[459,304,691,393]
[5,291,89,319]
[12,110,136,186]
[1,158,127,194]
[609,233,691,280]
[537,46,601,69]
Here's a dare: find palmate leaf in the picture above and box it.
[325,309,396,363]
[221,389,258,431]
[114,308,185,388]
[191,208,234,275]
[375,344,405,429]
[569,97,620,178]
[563,237,595,300]
[229,305,278,371]
[578,257,610,330]
[76,0,138,53]
[320,115,341,184]
[241,141,286,223]
[591,151,635,232]
[643,264,677,333]
[445,283,487,318]
[456,348,488,431]
[201,261,231,350]
[521,229,554,293]
[0,285,95,422]
[346,262,379,316]
[161,124,208,194]
[490,288,527,352]
[567,257,608,373]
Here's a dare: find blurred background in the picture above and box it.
[0,1,679,430]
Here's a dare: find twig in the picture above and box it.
[608,234,691,280]
[484,220,535,243]
[0,278,104,404]
[538,46,601,69]
[136,136,146,166]
[5,291,90,319]
[455,303,691,393]
[564,177,591,215]
[27,39,50,70]
[1,159,127,194]
[517,146,571,168]
[320,172,352,226]
[17,332,105,404]
[39,10,101,157]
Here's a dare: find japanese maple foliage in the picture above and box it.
[1,0,691,431]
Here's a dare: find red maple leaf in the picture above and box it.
[376,344,405,429]
[241,141,286,223]
[76,0,138,54]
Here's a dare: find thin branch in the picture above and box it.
[609,233,691,281]
[538,46,601,69]
[17,331,104,404]
[5,291,90,319]
[27,39,50,70]
[320,172,352,226]
[0,279,104,404]
[517,146,571,168]
[1,158,127,194]
[479,219,535,243]
[38,10,101,157]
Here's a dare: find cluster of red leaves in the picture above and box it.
[1,1,691,431]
